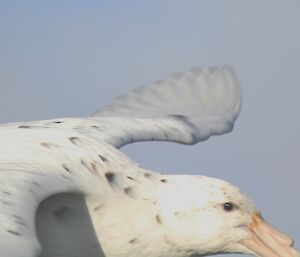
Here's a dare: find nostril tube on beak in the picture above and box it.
[250,214,294,247]
[254,220,294,247]
[241,213,298,257]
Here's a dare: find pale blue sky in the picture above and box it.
[0,1,299,256]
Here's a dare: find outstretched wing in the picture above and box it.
[93,67,241,148]
[0,126,117,257]
[0,121,152,257]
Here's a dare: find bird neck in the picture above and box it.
[86,174,195,257]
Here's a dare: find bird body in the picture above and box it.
[0,68,298,257]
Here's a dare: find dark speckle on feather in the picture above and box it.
[40,142,59,148]
[7,230,20,236]
[129,238,138,244]
[12,215,27,226]
[93,205,104,212]
[81,160,94,173]
[18,125,31,129]
[80,160,99,176]
[62,164,72,174]
[169,114,186,119]
[124,187,136,198]
[98,154,108,162]
[105,172,116,185]
[40,142,51,148]
[12,214,27,227]
[144,173,152,178]
[91,162,97,171]
[32,181,42,188]
[14,219,27,227]
[1,191,11,195]
[12,214,23,220]
[90,162,100,176]
[81,159,88,168]
[155,214,162,224]
[69,137,80,145]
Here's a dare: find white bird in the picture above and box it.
[0,67,298,257]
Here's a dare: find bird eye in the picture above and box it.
[223,202,235,211]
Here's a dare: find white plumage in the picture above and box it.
[0,67,298,257]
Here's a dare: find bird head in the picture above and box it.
[158,175,298,257]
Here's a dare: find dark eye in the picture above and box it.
[223,202,235,211]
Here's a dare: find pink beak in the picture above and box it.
[241,214,299,257]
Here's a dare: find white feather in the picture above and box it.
[92,67,240,148]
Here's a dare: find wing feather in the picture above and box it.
[0,170,77,257]
[93,67,241,148]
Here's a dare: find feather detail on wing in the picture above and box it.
[0,122,152,257]
[0,169,78,257]
[93,67,241,148]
